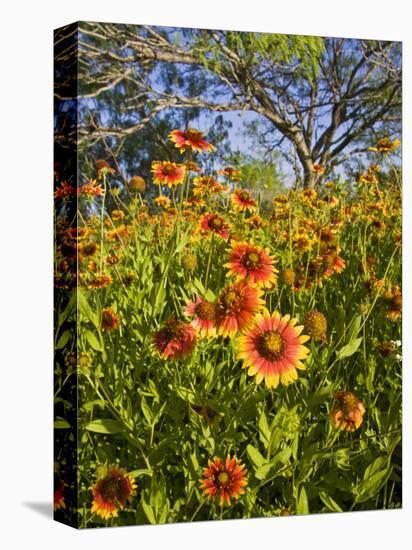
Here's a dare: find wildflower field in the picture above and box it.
[54,129,402,526]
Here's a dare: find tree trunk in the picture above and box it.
[303,170,316,189]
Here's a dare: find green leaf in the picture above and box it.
[141,491,156,524]
[246,444,265,469]
[347,315,362,341]
[78,289,99,328]
[83,399,105,412]
[127,468,152,479]
[54,418,71,429]
[84,418,124,434]
[254,463,273,481]
[254,448,291,481]
[56,294,76,330]
[336,337,362,361]
[141,396,153,424]
[319,490,342,513]
[258,410,271,449]
[55,330,72,350]
[84,330,103,352]
[354,458,392,504]
[296,485,309,515]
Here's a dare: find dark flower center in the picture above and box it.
[100,478,122,502]
[391,295,402,310]
[195,301,215,321]
[209,216,223,230]
[102,311,114,325]
[242,251,260,269]
[223,290,239,309]
[257,330,285,360]
[185,128,203,142]
[162,321,184,343]
[217,471,230,488]
[237,190,250,201]
[162,164,178,176]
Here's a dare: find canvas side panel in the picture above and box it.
[53,22,79,529]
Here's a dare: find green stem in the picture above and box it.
[99,173,107,274]
[204,233,215,292]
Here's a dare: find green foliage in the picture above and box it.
[192,31,324,81]
[54,124,402,528]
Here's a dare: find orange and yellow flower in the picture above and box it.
[200,455,248,506]
[383,286,402,321]
[236,310,310,388]
[79,179,105,198]
[312,163,325,175]
[154,318,197,360]
[215,281,264,337]
[169,128,216,153]
[90,465,137,520]
[322,252,346,277]
[292,232,314,254]
[101,307,120,331]
[186,160,202,172]
[231,189,256,212]
[89,274,113,289]
[151,161,186,187]
[154,195,171,209]
[245,215,266,230]
[54,477,66,511]
[217,166,242,181]
[330,391,365,432]
[55,181,76,199]
[368,138,400,153]
[184,296,216,337]
[199,213,230,240]
[95,159,115,178]
[224,241,277,288]
[193,175,226,197]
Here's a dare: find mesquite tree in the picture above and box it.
[71,23,401,187]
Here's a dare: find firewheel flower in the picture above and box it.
[169,128,216,153]
[193,175,226,197]
[199,213,230,240]
[101,307,120,331]
[330,391,365,432]
[215,281,264,337]
[78,179,105,198]
[322,251,346,277]
[312,163,325,175]
[90,465,137,520]
[95,159,115,178]
[154,318,197,360]
[184,296,216,337]
[154,195,171,209]
[200,455,248,506]
[151,161,186,187]
[368,137,401,153]
[231,189,257,212]
[383,286,402,321]
[224,241,277,288]
[217,166,242,181]
[54,181,76,199]
[54,477,66,511]
[236,310,310,389]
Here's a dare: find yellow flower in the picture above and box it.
[368,138,400,153]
